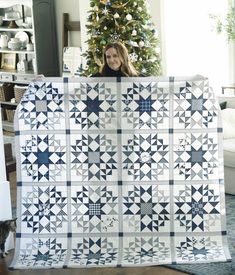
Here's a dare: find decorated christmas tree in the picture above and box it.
[83,0,161,76]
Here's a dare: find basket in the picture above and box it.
[14,85,28,103]
[5,109,15,122]
[0,83,14,102]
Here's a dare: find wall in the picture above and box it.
[54,0,162,75]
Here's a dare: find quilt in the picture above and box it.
[10,76,231,269]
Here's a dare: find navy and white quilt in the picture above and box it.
[10,76,231,269]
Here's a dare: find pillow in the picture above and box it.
[219,101,227,110]
[221,108,235,139]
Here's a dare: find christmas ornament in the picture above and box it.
[132,29,137,36]
[129,52,138,62]
[141,68,147,74]
[137,7,142,12]
[104,26,108,30]
[114,12,120,19]
[139,57,142,61]
[93,5,99,11]
[126,14,132,21]
[139,40,145,47]
[110,33,121,42]
[100,39,106,45]
[102,7,109,15]
[127,40,139,47]
[153,29,159,37]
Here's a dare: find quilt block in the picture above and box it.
[10,76,231,269]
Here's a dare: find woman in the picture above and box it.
[92,42,138,77]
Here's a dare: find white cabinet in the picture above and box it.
[0,0,59,132]
[0,0,59,82]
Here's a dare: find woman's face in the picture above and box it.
[105,47,122,71]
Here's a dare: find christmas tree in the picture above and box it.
[83,0,162,76]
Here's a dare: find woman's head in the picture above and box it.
[104,45,122,71]
[101,42,138,76]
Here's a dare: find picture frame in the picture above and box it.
[1,53,16,70]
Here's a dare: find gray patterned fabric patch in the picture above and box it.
[10,76,231,269]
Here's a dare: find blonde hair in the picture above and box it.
[100,42,138,76]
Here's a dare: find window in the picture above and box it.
[161,0,230,94]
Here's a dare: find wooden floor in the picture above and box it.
[2,171,188,275]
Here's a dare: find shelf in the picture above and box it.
[0,27,33,32]
[0,101,17,106]
[0,69,34,75]
[0,48,35,54]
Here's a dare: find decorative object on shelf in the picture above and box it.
[5,19,19,29]
[4,11,21,20]
[3,11,21,28]
[14,85,28,104]
[25,17,32,28]
[8,38,21,50]
[16,60,28,72]
[5,108,15,122]
[0,33,9,49]
[0,83,14,102]
[30,35,34,44]
[1,53,16,70]
[26,42,33,51]
[32,58,36,73]
[14,31,29,49]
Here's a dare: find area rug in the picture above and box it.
[10,76,231,269]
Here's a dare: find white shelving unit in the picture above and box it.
[0,0,59,132]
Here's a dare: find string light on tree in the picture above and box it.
[83,0,162,76]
